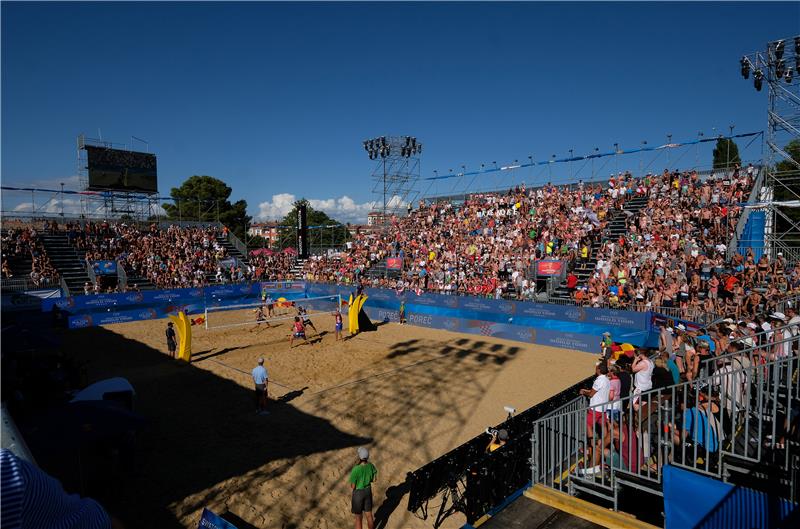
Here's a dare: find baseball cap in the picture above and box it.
[357,447,369,460]
[677,324,686,331]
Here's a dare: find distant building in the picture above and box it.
[367,211,389,226]
[248,222,281,245]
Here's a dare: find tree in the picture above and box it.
[274,199,351,251]
[773,139,800,240]
[712,138,741,171]
[162,175,251,239]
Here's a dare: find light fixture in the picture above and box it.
[786,68,793,84]
[776,59,786,79]
[754,69,764,91]
[774,39,785,61]
[740,57,750,79]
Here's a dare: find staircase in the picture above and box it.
[290,258,307,280]
[549,195,649,302]
[40,233,91,296]
[216,234,249,265]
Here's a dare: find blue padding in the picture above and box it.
[663,465,798,529]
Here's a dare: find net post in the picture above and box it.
[204,307,208,330]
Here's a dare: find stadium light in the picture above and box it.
[740,57,751,79]
[786,68,793,84]
[774,39,785,61]
[776,59,786,79]
[754,69,764,91]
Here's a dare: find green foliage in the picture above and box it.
[712,138,741,170]
[162,175,251,239]
[274,199,350,251]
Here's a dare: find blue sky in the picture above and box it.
[2,2,798,223]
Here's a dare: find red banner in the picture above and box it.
[535,260,564,277]
[386,257,403,270]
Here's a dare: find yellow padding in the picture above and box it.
[168,311,192,362]
[524,485,660,529]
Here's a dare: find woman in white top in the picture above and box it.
[631,349,654,411]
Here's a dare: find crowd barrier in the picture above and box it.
[36,281,665,351]
[40,281,306,329]
[307,284,658,354]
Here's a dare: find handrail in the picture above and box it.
[59,276,70,297]
[728,165,766,256]
[0,276,60,292]
[531,351,798,509]
[117,263,128,290]
[86,260,97,285]
[226,228,249,259]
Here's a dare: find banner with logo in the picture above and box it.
[305,285,659,352]
[533,260,566,278]
[197,508,238,529]
[385,257,403,270]
[91,260,118,275]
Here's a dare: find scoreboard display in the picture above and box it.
[86,146,158,193]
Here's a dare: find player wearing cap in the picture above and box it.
[349,447,377,529]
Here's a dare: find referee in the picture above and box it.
[251,358,269,415]
[349,447,377,529]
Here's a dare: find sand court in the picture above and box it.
[60,309,596,529]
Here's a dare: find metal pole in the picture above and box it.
[568,149,573,181]
[696,132,703,169]
[31,190,35,215]
[383,156,387,228]
[667,134,672,168]
[614,143,619,175]
[60,182,65,217]
[728,124,735,175]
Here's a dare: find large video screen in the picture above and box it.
[86,146,158,193]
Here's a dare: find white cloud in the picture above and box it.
[256,193,405,224]
[13,198,84,215]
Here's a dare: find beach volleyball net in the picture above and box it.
[202,294,342,331]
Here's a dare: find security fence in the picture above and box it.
[531,352,799,513]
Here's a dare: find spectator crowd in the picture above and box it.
[1,225,60,287]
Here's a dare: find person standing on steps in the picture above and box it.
[349,447,377,529]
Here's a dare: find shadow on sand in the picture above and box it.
[15,325,371,529]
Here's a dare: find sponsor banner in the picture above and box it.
[534,260,566,277]
[44,281,306,313]
[91,260,118,275]
[197,508,239,529]
[67,303,207,329]
[385,257,403,270]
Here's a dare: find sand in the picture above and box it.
[61,307,596,529]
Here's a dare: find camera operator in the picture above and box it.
[486,429,508,453]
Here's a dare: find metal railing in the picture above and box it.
[0,276,60,292]
[727,166,766,257]
[117,264,128,290]
[531,352,799,510]
[86,261,97,286]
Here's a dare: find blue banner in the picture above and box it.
[43,281,305,314]
[91,260,118,275]
[305,285,660,353]
[197,508,238,529]
[663,465,797,529]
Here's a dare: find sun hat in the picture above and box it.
[357,447,369,460]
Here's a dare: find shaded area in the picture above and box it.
[9,324,371,529]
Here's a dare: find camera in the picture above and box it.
[485,428,498,436]
[504,406,516,415]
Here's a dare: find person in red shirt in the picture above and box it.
[567,272,578,297]
[289,316,310,348]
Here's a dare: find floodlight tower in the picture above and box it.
[739,36,800,255]
[362,136,422,226]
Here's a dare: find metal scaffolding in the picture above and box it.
[364,135,422,224]
[741,36,800,249]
